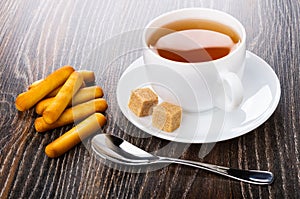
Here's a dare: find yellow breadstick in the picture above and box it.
[45,113,107,158]
[43,71,83,124]
[78,70,95,83]
[36,98,53,115]
[35,98,108,132]
[45,86,62,97]
[71,86,103,105]
[29,70,93,90]
[35,86,104,115]
[45,81,86,98]
[15,66,75,111]
[28,72,85,91]
[27,79,43,90]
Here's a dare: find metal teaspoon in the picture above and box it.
[91,134,274,185]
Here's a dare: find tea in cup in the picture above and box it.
[143,8,246,112]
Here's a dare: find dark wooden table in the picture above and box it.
[1,0,299,198]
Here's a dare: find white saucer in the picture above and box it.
[116,51,281,143]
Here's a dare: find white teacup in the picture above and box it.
[142,8,246,112]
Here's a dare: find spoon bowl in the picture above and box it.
[91,134,274,185]
[92,133,159,165]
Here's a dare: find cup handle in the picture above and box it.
[217,72,244,111]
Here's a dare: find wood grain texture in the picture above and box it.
[0,0,299,198]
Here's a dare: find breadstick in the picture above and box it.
[45,86,62,97]
[28,73,85,91]
[28,79,43,90]
[46,81,86,98]
[35,98,108,132]
[15,66,75,111]
[36,98,53,115]
[78,70,95,83]
[43,71,83,124]
[29,70,93,90]
[45,113,106,158]
[35,86,104,115]
[70,86,103,105]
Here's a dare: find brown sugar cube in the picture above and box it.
[128,88,158,117]
[152,102,182,132]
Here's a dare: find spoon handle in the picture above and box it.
[161,158,274,185]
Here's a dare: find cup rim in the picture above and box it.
[142,8,246,65]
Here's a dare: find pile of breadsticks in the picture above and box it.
[15,66,108,158]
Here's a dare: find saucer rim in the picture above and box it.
[116,51,281,143]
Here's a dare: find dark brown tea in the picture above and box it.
[148,19,241,63]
